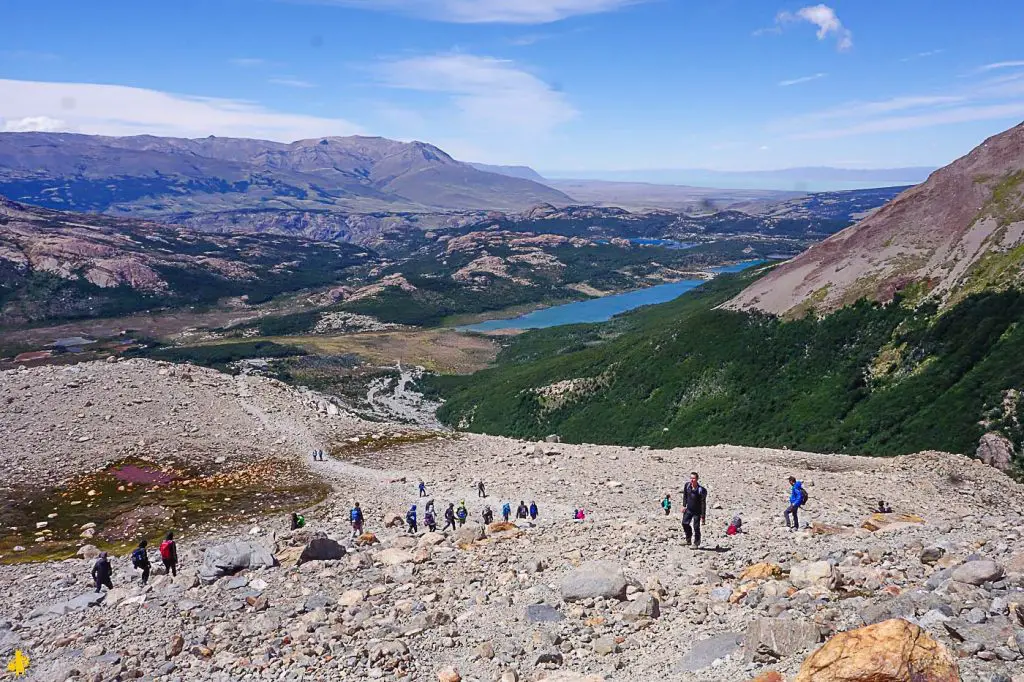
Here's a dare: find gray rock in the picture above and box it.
[199,541,277,584]
[593,636,618,655]
[977,432,1014,471]
[298,533,346,565]
[526,604,565,623]
[951,560,1004,586]
[559,561,628,602]
[28,591,106,621]
[303,593,331,612]
[623,593,660,621]
[676,632,743,672]
[534,651,563,666]
[920,546,945,565]
[744,617,822,662]
[963,607,987,624]
[709,587,733,602]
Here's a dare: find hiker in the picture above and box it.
[456,501,468,527]
[682,471,707,548]
[131,540,151,586]
[661,494,672,516]
[425,498,435,515]
[406,505,418,534]
[516,501,529,520]
[502,501,512,522]
[726,515,743,536]
[529,501,538,521]
[290,512,300,530]
[574,508,586,521]
[350,502,364,536]
[425,509,437,532]
[442,503,457,532]
[92,551,113,593]
[296,513,306,528]
[877,500,893,514]
[482,506,494,525]
[478,481,486,498]
[159,532,178,577]
[418,481,427,497]
[785,476,807,531]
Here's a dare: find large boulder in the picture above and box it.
[976,432,1014,471]
[559,561,628,602]
[676,632,744,672]
[789,560,839,588]
[199,541,277,584]
[375,548,415,566]
[297,532,346,565]
[741,563,783,581]
[860,513,925,533]
[745,618,822,662]
[453,524,486,548]
[622,593,660,621]
[793,619,958,682]
[951,559,1004,586]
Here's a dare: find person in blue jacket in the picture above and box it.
[785,476,807,530]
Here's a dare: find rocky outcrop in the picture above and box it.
[793,619,959,682]
[977,432,1015,471]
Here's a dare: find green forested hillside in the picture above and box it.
[433,268,1024,473]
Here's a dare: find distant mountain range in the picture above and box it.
[0,133,572,216]
[467,163,547,183]
[543,167,936,192]
[729,121,1024,317]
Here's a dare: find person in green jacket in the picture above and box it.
[661,493,672,516]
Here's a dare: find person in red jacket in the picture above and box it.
[159,531,178,577]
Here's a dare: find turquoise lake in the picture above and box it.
[459,260,765,332]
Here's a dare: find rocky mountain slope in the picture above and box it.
[0,132,572,215]
[0,359,1022,682]
[728,120,1024,317]
[0,196,373,327]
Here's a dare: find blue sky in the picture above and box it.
[2,0,1024,173]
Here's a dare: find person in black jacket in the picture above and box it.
[681,472,707,548]
[92,552,113,593]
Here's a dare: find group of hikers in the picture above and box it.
[656,472,818,548]
[311,449,328,462]
[91,532,179,593]
[400,496,539,535]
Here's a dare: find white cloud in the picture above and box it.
[976,61,1024,72]
[229,57,268,67]
[0,79,363,140]
[308,0,643,24]
[900,49,944,62]
[377,54,578,134]
[268,77,317,88]
[779,72,827,87]
[1,116,67,132]
[792,102,1024,140]
[777,4,853,51]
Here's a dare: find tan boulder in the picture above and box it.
[437,666,461,682]
[860,513,925,533]
[741,563,783,581]
[355,532,379,546]
[374,548,414,566]
[794,618,958,682]
[748,673,785,682]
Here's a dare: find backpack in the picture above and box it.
[131,548,147,568]
[159,540,173,561]
[296,515,306,528]
[350,508,361,523]
[457,507,467,520]
[798,487,809,506]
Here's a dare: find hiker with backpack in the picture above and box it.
[529,501,539,521]
[501,502,512,523]
[456,501,468,527]
[682,472,707,548]
[418,481,427,497]
[661,494,672,516]
[425,508,437,532]
[406,505,418,534]
[350,502,365,537]
[516,501,529,520]
[482,506,494,525]
[442,503,457,532]
[159,532,178,577]
[92,551,113,593]
[785,476,807,531]
[478,481,486,498]
[131,540,151,586]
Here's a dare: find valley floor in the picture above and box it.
[0,359,1022,681]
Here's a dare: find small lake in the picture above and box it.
[459,260,765,332]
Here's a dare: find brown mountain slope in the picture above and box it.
[727,120,1024,317]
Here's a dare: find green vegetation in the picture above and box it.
[129,340,307,371]
[433,270,1024,474]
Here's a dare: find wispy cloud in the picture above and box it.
[376,53,577,133]
[229,57,268,67]
[976,61,1024,73]
[0,50,61,62]
[0,79,363,140]
[900,49,944,62]
[775,71,1024,141]
[303,0,645,24]
[269,77,317,88]
[774,4,853,52]
[779,72,827,87]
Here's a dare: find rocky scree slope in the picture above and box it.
[0,195,374,326]
[1,359,1024,681]
[0,132,572,215]
[728,119,1024,317]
